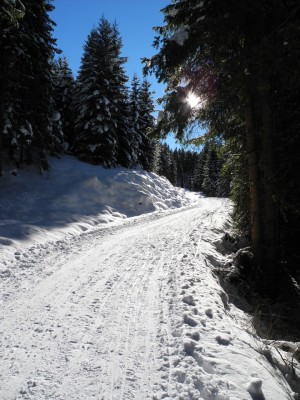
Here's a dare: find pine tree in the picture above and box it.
[0,0,26,174]
[128,75,157,171]
[170,157,177,186]
[202,142,220,196]
[145,0,300,292]
[21,0,59,164]
[115,83,136,168]
[0,17,14,173]
[52,56,76,151]
[151,140,161,174]
[74,17,133,168]
[0,0,25,27]
[128,74,142,167]
[158,143,172,180]
[1,0,59,170]
[137,80,156,171]
[193,150,206,192]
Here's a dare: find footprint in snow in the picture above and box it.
[186,331,200,341]
[182,294,195,306]
[247,378,265,400]
[0,238,13,246]
[193,352,215,374]
[0,270,11,278]
[216,334,231,346]
[183,314,198,327]
[205,308,213,319]
[183,339,197,355]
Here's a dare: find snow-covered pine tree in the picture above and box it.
[137,79,156,171]
[128,74,156,170]
[21,0,59,164]
[158,143,172,181]
[52,56,76,151]
[0,4,17,174]
[202,143,217,196]
[74,17,133,168]
[151,140,161,175]
[0,0,27,174]
[114,80,137,168]
[2,0,59,170]
[128,74,143,167]
[193,149,206,192]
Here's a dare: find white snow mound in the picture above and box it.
[0,156,201,258]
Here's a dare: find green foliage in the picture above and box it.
[0,0,59,171]
[73,17,131,167]
[0,0,25,27]
[52,56,76,150]
[155,142,227,196]
[222,135,250,236]
[129,76,156,170]
[144,0,300,287]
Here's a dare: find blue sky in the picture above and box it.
[51,0,183,149]
[51,0,167,100]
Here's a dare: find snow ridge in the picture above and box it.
[0,156,201,265]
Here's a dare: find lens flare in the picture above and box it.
[186,92,204,109]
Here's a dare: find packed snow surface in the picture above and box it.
[0,157,299,399]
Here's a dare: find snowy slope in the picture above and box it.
[0,156,200,264]
[0,157,299,400]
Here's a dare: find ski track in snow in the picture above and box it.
[0,199,296,400]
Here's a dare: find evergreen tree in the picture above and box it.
[169,154,177,186]
[128,74,143,167]
[202,142,221,196]
[145,0,300,292]
[128,75,156,170]
[173,148,197,190]
[19,0,59,164]
[52,56,76,151]
[0,6,18,174]
[115,83,136,168]
[193,150,206,192]
[0,0,59,170]
[137,79,156,171]
[151,140,161,174]
[0,0,26,173]
[74,17,133,168]
[222,134,250,235]
[0,0,25,27]
[158,143,172,181]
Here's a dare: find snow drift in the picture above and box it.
[0,156,201,261]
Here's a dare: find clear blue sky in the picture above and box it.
[51,0,183,149]
[51,1,167,100]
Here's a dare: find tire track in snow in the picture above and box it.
[0,244,132,398]
[96,240,169,400]
[0,198,231,399]
[57,249,153,399]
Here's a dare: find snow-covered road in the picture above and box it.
[0,198,297,400]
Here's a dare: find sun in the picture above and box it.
[186,92,202,109]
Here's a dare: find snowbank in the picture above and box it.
[0,156,201,261]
